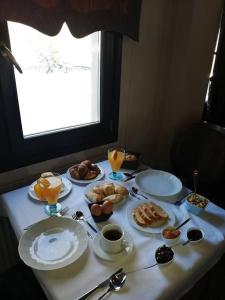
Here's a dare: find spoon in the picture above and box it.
[175,218,191,230]
[74,211,98,233]
[97,272,127,300]
[182,239,192,246]
[132,187,148,199]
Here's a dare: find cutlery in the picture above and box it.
[124,175,136,182]
[73,211,98,233]
[72,213,93,239]
[175,218,191,230]
[77,268,123,300]
[97,271,127,300]
[123,167,148,177]
[129,190,142,200]
[24,206,69,230]
[132,187,148,199]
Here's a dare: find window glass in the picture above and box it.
[8,22,100,137]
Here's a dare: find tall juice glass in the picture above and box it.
[108,148,125,181]
[34,174,62,216]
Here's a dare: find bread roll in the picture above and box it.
[103,194,123,204]
[85,191,103,203]
[114,185,128,196]
[102,183,115,196]
[92,185,104,197]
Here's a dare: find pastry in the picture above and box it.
[103,194,124,204]
[84,170,98,180]
[85,191,103,203]
[102,183,115,196]
[114,185,129,196]
[69,160,100,180]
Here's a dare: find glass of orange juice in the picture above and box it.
[108,147,125,181]
[34,173,62,216]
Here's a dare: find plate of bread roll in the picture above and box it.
[84,180,129,206]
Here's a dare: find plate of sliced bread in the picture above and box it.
[127,200,176,233]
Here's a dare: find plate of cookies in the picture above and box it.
[66,160,104,184]
[84,180,129,207]
[127,200,176,233]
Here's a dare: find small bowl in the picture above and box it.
[185,193,209,215]
[161,226,181,246]
[186,227,204,244]
[88,202,113,223]
[155,244,174,267]
[121,151,140,170]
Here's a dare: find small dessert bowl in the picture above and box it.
[185,193,209,215]
[185,227,205,245]
[155,244,174,267]
[161,226,181,246]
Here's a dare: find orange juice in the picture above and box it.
[34,176,62,204]
[108,149,125,171]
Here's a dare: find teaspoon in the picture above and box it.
[74,211,98,233]
[97,272,127,300]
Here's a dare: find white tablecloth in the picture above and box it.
[1,161,225,300]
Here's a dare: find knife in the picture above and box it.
[77,268,123,300]
[123,167,148,178]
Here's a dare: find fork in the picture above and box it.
[24,206,69,230]
[72,214,93,239]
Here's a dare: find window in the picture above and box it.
[0,20,122,172]
[203,7,225,127]
[8,22,100,137]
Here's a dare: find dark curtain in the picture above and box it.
[203,5,225,127]
[0,0,142,40]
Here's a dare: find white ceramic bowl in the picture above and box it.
[186,227,204,244]
[161,226,181,246]
[155,245,174,266]
[185,193,209,215]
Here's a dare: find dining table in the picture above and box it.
[0,160,225,300]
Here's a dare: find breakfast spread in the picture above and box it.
[187,193,209,208]
[155,245,174,264]
[133,202,169,227]
[85,182,128,204]
[69,160,101,180]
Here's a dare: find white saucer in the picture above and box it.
[93,232,134,262]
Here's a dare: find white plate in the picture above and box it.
[93,232,134,262]
[66,165,105,184]
[28,177,72,201]
[18,217,88,270]
[83,180,128,206]
[127,200,176,234]
[135,169,182,197]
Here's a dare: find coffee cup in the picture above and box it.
[100,224,124,254]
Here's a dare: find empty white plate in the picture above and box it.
[18,217,88,270]
[135,169,182,197]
